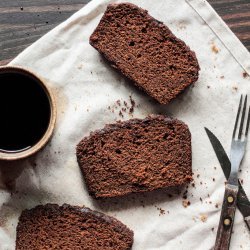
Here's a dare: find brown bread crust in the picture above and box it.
[16,203,133,250]
[90,3,200,104]
[76,115,192,199]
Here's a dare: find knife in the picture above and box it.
[205,127,250,230]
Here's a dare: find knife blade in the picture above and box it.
[205,127,250,230]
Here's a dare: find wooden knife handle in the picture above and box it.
[214,184,238,250]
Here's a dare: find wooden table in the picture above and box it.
[0,0,249,66]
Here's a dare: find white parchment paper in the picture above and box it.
[1,0,250,249]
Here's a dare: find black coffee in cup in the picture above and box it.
[0,70,51,152]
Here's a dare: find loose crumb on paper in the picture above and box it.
[155,206,166,216]
[78,64,83,70]
[211,44,219,54]
[177,21,187,30]
[182,189,188,199]
[107,96,136,118]
[158,208,165,216]
[243,71,249,78]
[232,85,238,92]
[200,214,207,222]
[182,199,191,208]
[129,96,135,114]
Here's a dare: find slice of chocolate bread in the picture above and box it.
[90,3,200,104]
[16,204,133,250]
[76,115,192,199]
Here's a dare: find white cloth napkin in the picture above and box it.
[1,0,250,249]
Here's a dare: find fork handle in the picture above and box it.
[214,184,238,250]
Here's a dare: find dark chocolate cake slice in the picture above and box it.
[16,204,133,250]
[76,115,192,198]
[90,3,200,104]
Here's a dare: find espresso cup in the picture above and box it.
[0,66,56,161]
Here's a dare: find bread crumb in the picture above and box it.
[119,111,124,118]
[159,208,165,216]
[192,216,197,222]
[200,214,207,222]
[211,44,219,54]
[155,206,166,216]
[78,64,83,70]
[129,96,135,114]
[232,85,238,92]
[108,97,137,117]
[182,190,188,199]
[177,21,186,30]
[182,199,191,208]
[243,72,249,78]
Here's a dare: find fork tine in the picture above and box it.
[238,95,247,139]
[245,106,250,136]
[233,95,243,138]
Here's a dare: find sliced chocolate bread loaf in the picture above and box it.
[16,204,133,250]
[76,115,192,199]
[90,3,200,104]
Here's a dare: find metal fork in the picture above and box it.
[215,95,250,250]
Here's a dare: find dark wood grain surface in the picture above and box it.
[0,0,249,66]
